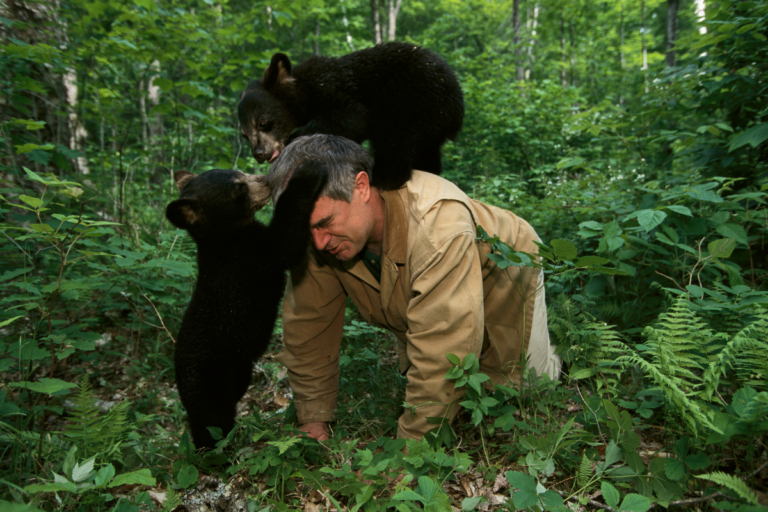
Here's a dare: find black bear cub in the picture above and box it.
[238,41,464,191]
[165,164,327,449]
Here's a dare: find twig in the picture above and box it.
[141,292,176,344]
[747,460,768,480]
[654,270,684,292]
[0,229,32,260]
[553,489,617,511]
[649,491,726,510]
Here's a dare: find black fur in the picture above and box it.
[238,42,464,191]
[166,164,327,449]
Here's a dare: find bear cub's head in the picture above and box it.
[238,53,298,165]
[165,169,271,236]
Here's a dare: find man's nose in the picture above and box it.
[311,230,329,250]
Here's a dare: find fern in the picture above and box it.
[643,297,713,390]
[575,451,593,489]
[64,377,134,461]
[617,352,715,436]
[694,472,759,505]
[702,309,768,399]
[564,313,630,398]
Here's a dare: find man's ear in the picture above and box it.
[166,198,198,229]
[174,170,195,191]
[354,171,371,202]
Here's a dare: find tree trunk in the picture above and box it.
[314,19,320,55]
[569,20,576,87]
[513,0,524,81]
[642,0,647,70]
[371,0,382,44]
[64,68,90,174]
[525,3,539,80]
[560,15,567,88]
[387,0,403,41]
[619,2,624,103]
[695,0,706,34]
[665,0,679,67]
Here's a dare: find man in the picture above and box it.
[269,134,561,441]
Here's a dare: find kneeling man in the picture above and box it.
[269,134,561,441]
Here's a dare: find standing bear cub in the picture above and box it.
[166,164,327,449]
[238,41,464,191]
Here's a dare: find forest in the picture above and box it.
[1,0,767,510]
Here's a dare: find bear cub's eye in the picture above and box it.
[258,120,270,130]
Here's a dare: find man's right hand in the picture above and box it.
[299,422,330,441]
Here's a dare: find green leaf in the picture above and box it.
[513,489,538,509]
[9,378,77,395]
[715,223,748,244]
[418,476,439,501]
[24,482,78,493]
[601,481,620,509]
[575,256,609,267]
[0,316,24,328]
[707,238,736,259]
[461,497,483,512]
[636,210,667,232]
[550,239,577,261]
[392,489,426,503]
[664,459,685,481]
[446,353,461,366]
[19,195,43,208]
[506,471,536,493]
[580,221,603,231]
[107,468,156,488]
[618,493,651,512]
[664,205,692,217]
[176,464,198,489]
[72,457,95,483]
[94,464,116,487]
[683,452,710,471]
[15,143,54,154]
[728,123,768,152]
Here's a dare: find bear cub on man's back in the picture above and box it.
[166,164,327,449]
[238,41,464,191]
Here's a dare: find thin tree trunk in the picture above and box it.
[695,0,706,34]
[665,0,679,67]
[569,20,575,87]
[371,0,382,44]
[63,68,90,174]
[340,0,354,50]
[619,2,624,104]
[387,0,403,41]
[513,0,524,81]
[642,0,647,70]
[560,15,567,88]
[525,3,539,80]
[314,19,321,55]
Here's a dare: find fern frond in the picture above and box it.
[694,472,759,505]
[617,353,714,437]
[64,377,135,461]
[702,309,768,399]
[576,452,593,489]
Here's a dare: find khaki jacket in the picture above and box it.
[277,171,560,439]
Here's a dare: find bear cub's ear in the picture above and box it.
[174,170,195,192]
[261,53,293,90]
[166,198,199,229]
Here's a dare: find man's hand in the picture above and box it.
[299,422,330,441]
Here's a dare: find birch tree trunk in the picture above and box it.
[387,0,403,41]
[560,15,567,88]
[525,3,539,80]
[371,0,382,44]
[64,68,90,174]
[513,0,524,81]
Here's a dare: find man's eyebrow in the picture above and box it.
[310,215,333,230]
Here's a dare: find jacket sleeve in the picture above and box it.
[276,250,347,424]
[398,203,485,440]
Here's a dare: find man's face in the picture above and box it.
[309,179,372,261]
